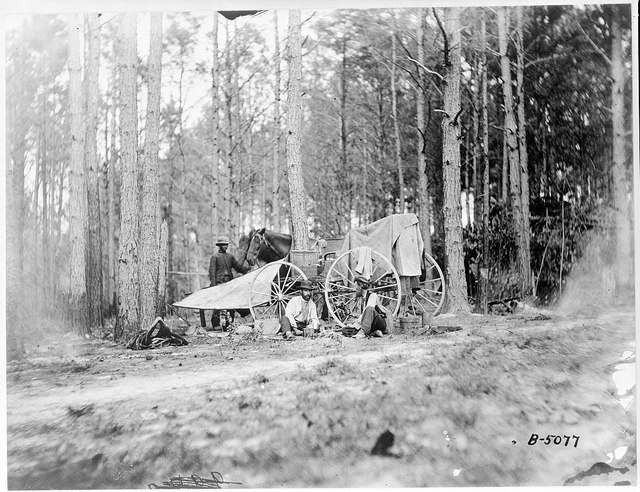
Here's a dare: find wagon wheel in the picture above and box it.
[324,247,401,327]
[405,252,446,317]
[249,261,308,321]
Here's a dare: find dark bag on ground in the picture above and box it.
[126,318,189,350]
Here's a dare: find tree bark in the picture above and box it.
[107,48,118,313]
[6,75,26,359]
[232,20,242,240]
[516,6,532,296]
[116,12,140,339]
[438,7,469,313]
[391,33,406,213]
[40,92,50,309]
[472,50,480,227]
[211,12,221,239]
[501,125,508,201]
[610,13,632,288]
[157,220,169,317]
[272,10,282,231]
[85,13,104,329]
[340,34,350,214]
[224,20,233,237]
[498,6,528,299]
[416,8,432,255]
[286,10,309,250]
[480,9,490,314]
[68,12,91,335]
[140,12,163,329]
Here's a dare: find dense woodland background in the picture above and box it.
[4,5,635,359]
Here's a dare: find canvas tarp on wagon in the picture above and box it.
[338,213,424,277]
[172,262,285,311]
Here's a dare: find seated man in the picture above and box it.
[280,280,319,339]
[353,276,388,338]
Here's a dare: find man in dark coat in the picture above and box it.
[209,236,248,286]
[207,236,249,330]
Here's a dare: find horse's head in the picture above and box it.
[237,230,255,265]
[246,229,265,266]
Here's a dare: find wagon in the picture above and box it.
[172,213,445,332]
[319,213,445,327]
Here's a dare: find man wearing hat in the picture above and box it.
[208,236,249,329]
[352,275,387,338]
[209,236,248,287]
[280,280,319,339]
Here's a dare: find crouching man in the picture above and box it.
[280,280,319,339]
[353,276,388,338]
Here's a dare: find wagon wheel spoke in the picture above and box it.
[414,291,439,309]
[326,281,356,292]
[371,267,393,284]
[328,265,353,286]
[327,290,358,301]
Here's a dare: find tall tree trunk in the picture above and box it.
[100,101,109,312]
[6,81,26,359]
[224,20,233,237]
[501,124,508,201]
[107,50,118,313]
[40,92,50,309]
[34,103,42,311]
[610,13,631,288]
[116,12,140,339]
[516,6,532,296]
[286,10,309,250]
[140,12,163,328]
[157,220,169,317]
[340,34,349,211]
[438,7,469,313]
[472,51,480,227]
[480,9,490,314]
[417,8,432,255]
[233,20,242,240]
[192,213,202,291]
[211,12,221,239]
[391,33,406,213]
[498,6,528,299]
[182,192,191,288]
[272,11,282,231]
[165,201,177,304]
[85,13,104,329]
[68,13,91,335]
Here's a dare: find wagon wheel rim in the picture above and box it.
[324,247,401,327]
[249,261,308,321]
[406,252,445,317]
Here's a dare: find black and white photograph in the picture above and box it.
[3,0,638,488]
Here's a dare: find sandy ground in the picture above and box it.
[5,307,636,489]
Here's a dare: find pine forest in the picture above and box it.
[4,5,635,356]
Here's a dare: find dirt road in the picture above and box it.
[6,309,636,488]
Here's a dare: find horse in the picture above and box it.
[243,228,293,267]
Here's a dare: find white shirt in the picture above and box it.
[285,296,319,331]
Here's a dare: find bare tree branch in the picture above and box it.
[407,56,444,81]
[576,21,611,66]
[432,8,449,67]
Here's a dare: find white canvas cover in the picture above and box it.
[338,213,424,277]
[172,262,285,310]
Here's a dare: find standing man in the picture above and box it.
[280,280,320,339]
[206,236,249,329]
[209,236,247,286]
